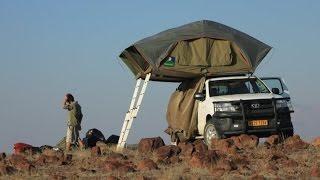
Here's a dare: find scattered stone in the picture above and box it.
[137,159,158,171]
[283,135,309,151]
[138,137,165,153]
[211,138,237,154]
[249,174,265,180]
[282,159,298,167]
[189,150,218,168]
[210,168,225,177]
[231,134,259,149]
[42,149,64,159]
[177,142,194,158]
[50,174,66,180]
[105,153,126,162]
[311,164,320,177]
[106,176,119,180]
[104,158,135,173]
[265,135,280,146]
[155,145,181,162]
[189,152,207,168]
[265,162,279,172]
[311,137,320,147]
[64,154,72,162]
[193,140,208,154]
[8,154,34,172]
[135,175,152,180]
[169,156,181,164]
[215,159,237,171]
[0,163,16,175]
[91,146,101,156]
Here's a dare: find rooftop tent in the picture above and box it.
[117,20,271,151]
[119,20,271,82]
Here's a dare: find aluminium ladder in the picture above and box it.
[116,73,151,151]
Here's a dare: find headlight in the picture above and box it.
[276,99,288,109]
[214,102,239,112]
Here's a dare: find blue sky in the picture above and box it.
[0,1,319,152]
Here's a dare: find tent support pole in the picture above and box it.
[116,73,151,152]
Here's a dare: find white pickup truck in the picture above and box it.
[194,75,294,146]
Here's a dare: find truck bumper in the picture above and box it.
[213,107,293,138]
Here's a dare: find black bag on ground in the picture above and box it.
[83,128,106,148]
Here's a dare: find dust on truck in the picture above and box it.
[116,20,294,150]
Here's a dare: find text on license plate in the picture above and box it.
[248,120,268,127]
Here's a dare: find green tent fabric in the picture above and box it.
[166,77,206,141]
[119,20,271,82]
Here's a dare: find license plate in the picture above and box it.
[248,120,268,127]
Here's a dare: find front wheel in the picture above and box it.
[204,119,221,147]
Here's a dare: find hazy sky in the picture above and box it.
[0,1,319,152]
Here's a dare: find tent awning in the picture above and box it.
[119,20,271,82]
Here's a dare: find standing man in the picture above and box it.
[62,93,83,151]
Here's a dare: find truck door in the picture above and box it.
[261,77,294,112]
[261,77,291,99]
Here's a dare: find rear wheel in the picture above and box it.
[204,119,221,147]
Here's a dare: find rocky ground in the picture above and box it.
[1,134,320,179]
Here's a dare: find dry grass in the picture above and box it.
[2,138,320,179]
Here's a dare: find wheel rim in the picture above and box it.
[205,125,217,146]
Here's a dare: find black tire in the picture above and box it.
[204,119,222,147]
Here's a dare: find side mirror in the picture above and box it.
[272,88,280,94]
[194,93,205,101]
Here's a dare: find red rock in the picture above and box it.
[231,134,259,149]
[117,164,135,173]
[104,160,123,172]
[311,137,320,147]
[189,152,207,168]
[135,175,152,180]
[138,137,165,153]
[0,163,15,175]
[268,151,288,162]
[265,162,279,172]
[91,146,101,156]
[210,168,225,177]
[64,154,72,162]
[13,143,33,154]
[50,174,66,180]
[284,135,309,151]
[211,138,237,154]
[104,158,135,173]
[282,159,298,167]
[216,159,237,171]
[311,165,320,177]
[8,155,35,172]
[169,156,181,164]
[42,149,64,159]
[136,159,158,171]
[193,140,208,154]
[265,135,280,146]
[155,145,181,162]
[106,176,119,180]
[231,154,250,168]
[177,142,194,157]
[189,150,218,168]
[249,174,265,180]
[105,153,126,162]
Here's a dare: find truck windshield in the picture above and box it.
[209,78,270,96]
